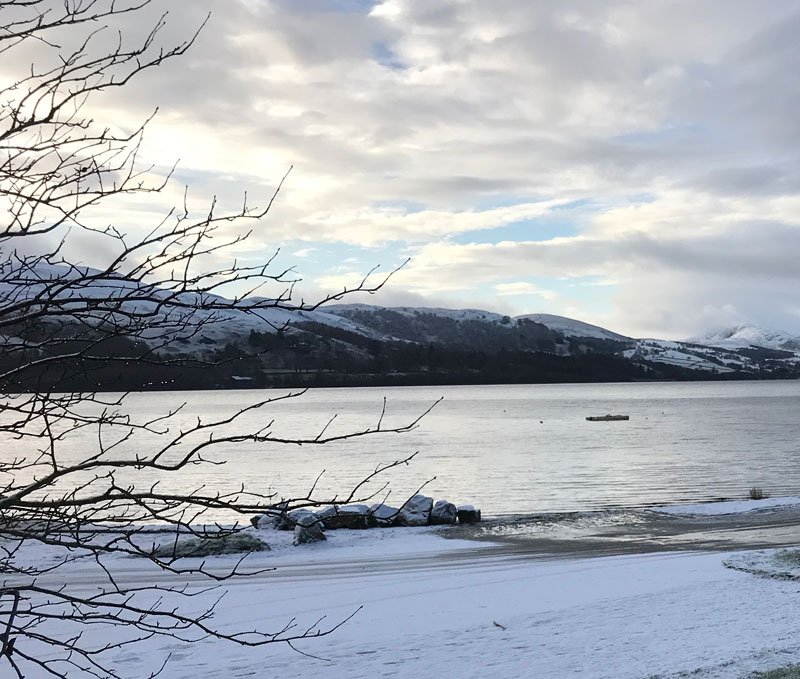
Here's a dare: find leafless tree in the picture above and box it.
[0,2,430,677]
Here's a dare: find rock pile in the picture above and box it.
[251,494,481,546]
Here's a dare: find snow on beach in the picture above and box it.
[725,548,800,581]
[653,496,800,516]
[32,522,800,679]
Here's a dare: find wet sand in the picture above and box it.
[444,505,800,560]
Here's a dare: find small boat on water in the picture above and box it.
[586,414,630,422]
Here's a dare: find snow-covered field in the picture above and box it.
[627,339,746,372]
[31,514,800,679]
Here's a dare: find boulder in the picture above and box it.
[398,494,433,526]
[319,504,371,530]
[456,504,481,524]
[250,514,268,529]
[339,504,370,514]
[266,501,290,529]
[429,500,458,525]
[293,513,326,545]
[315,505,340,521]
[276,508,317,531]
[368,503,400,527]
[250,504,291,529]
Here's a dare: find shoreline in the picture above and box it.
[15,500,800,678]
[445,501,800,560]
[25,496,800,563]
[19,374,800,395]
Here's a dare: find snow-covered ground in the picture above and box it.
[628,339,745,372]
[653,496,800,516]
[24,516,800,679]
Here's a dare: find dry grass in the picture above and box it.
[751,666,800,678]
[153,533,268,558]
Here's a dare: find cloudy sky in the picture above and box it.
[51,1,800,338]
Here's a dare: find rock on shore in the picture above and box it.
[253,493,481,546]
[399,494,434,526]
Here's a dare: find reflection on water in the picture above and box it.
[7,380,800,517]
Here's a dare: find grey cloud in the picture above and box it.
[71,0,800,202]
[11,0,800,336]
[389,224,800,338]
[688,166,800,197]
[403,220,800,305]
[612,271,800,338]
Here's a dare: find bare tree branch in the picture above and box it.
[0,2,431,677]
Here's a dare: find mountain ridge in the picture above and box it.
[2,264,799,389]
[325,304,800,354]
[685,324,800,353]
[4,262,797,353]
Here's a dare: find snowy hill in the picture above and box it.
[3,262,800,386]
[687,325,800,353]
[625,339,742,373]
[321,304,559,351]
[0,261,383,353]
[326,306,628,340]
[326,304,506,324]
[516,313,630,341]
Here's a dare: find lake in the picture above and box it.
[11,381,800,517]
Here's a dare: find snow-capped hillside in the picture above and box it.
[327,306,628,340]
[627,339,742,373]
[1,264,626,355]
[155,306,382,353]
[4,261,800,383]
[625,336,800,375]
[326,304,506,324]
[517,313,630,341]
[0,262,382,351]
[687,325,800,353]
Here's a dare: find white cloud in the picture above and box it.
[8,0,800,337]
[294,200,570,245]
[370,1,403,20]
[494,282,557,300]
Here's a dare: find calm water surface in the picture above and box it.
[17,381,800,516]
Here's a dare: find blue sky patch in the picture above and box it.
[451,215,581,245]
[372,42,407,70]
